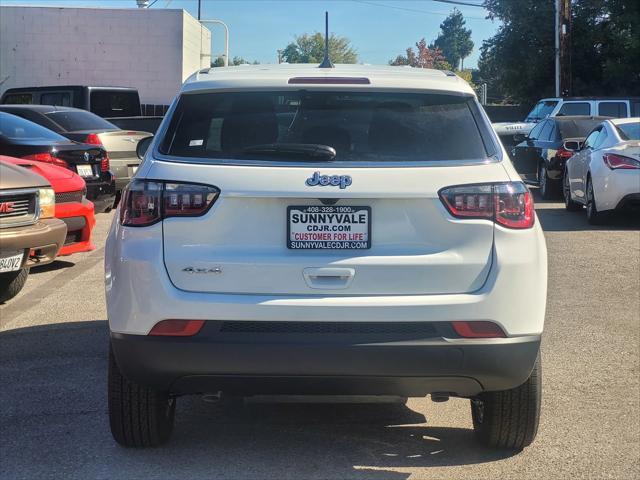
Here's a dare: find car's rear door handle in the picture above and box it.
[303,267,355,290]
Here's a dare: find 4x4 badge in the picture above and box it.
[305,171,352,189]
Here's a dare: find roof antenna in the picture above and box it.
[318,11,334,68]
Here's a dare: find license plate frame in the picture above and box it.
[0,251,24,273]
[287,205,371,250]
[76,164,94,177]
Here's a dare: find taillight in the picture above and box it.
[148,319,205,336]
[22,152,69,169]
[557,147,574,160]
[451,321,506,338]
[603,153,640,170]
[439,182,535,229]
[100,154,110,172]
[120,179,220,227]
[85,133,102,145]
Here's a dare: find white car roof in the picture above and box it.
[611,117,640,126]
[182,64,475,96]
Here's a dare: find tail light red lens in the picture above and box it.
[149,319,205,336]
[557,147,574,160]
[451,321,506,338]
[439,182,534,229]
[22,152,69,169]
[100,154,110,172]
[120,179,220,226]
[603,153,640,170]
[85,133,102,145]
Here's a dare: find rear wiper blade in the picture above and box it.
[241,143,337,161]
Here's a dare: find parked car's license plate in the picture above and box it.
[0,251,24,273]
[76,164,94,177]
[288,205,371,250]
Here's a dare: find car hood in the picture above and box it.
[0,156,85,193]
[0,156,52,190]
[492,122,536,135]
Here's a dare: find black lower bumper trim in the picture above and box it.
[615,193,640,211]
[110,324,541,397]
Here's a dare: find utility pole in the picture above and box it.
[555,0,571,97]
[197,0,201,20]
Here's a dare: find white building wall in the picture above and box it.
[0,6,211,105]
[182,13,212,82]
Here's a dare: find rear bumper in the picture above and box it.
[0,218,67,267]
[86,175,116,212]
[593,167,640,212]
[615,193,640,212]
[110,158,140,192]
[110,325,541,397]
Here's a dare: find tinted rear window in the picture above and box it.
[2,93,33,105]
[557,119,604,139]
[0,112,69,142]
[46,111,118,132]
[90,91,140,117]
[41,92,72,107]
[160,91,493,163]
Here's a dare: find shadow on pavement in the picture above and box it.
[532,192,640,232]
[29,260,76,274]
[0,321,516,479]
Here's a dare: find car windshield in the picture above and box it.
[525,100,558,122]
[0,111,69,142]
[45,111,118,132]
[159,91,494,163]
[615,121,640,140]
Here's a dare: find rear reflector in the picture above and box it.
[451,321,506,338]
[148,320,205,336]
[288,77,371,84]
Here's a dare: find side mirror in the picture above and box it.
[563,140,581,152]
[136,135,154,160]
[513,133,527,143]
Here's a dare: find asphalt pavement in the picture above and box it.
[1,198,638,479]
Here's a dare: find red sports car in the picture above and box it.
[0,155,95,256]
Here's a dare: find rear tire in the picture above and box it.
[108,343,175,447]
[0,267,29,303]
[563,170,582,212]
[538,163,560,200]
[471,353,541,450]
[586,177,608,225]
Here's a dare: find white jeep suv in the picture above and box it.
[105,64,547,450]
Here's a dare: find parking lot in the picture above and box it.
[0,196,637,480]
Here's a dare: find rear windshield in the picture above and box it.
[0,112,68,142]
[46,111,118,132]
[159,91,494,163]
[557,119,604,139]
[90,91,141,117]
[615,122,640,140]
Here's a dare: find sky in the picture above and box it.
[2,0,500,68]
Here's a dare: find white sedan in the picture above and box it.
[564,117,640,224]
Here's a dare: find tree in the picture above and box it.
[211,56,259,67]
[280,33,357,64]
[389,39,451,70]
[478,0,640,105]
[433,9,474,70]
